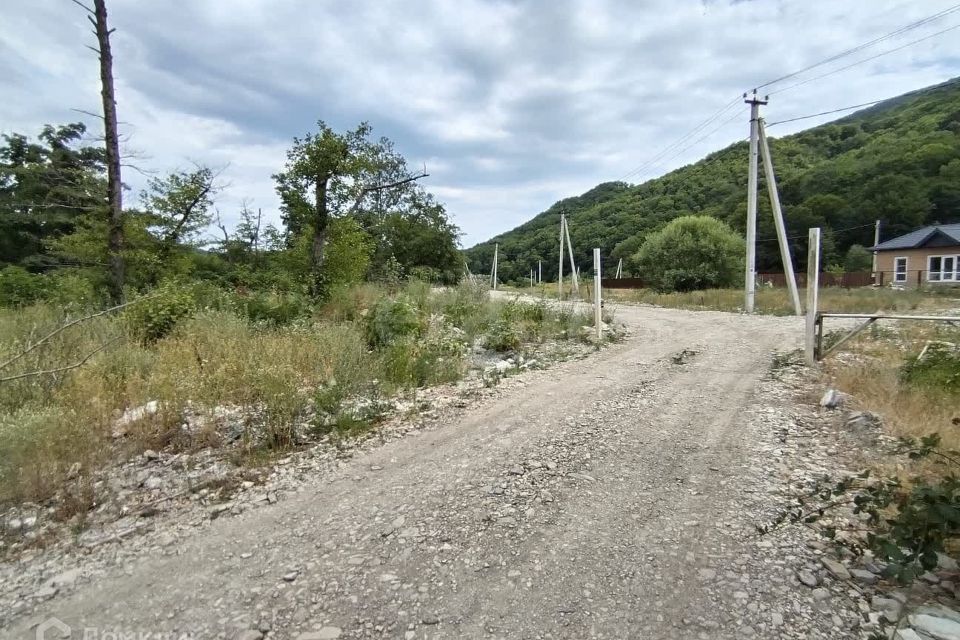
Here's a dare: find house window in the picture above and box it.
[927,255,959,282]
[894,257,908,283]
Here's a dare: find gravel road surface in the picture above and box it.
[7,304,859,640]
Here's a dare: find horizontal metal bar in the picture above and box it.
[818,314,960,322]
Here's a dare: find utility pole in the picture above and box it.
[594,248,602,341]
[872,219,881,283]
[744,91,768,313]
[758,118,802,316]
[491,243,498,290]
[564,216,579,295]
[538,260,542,284]
[558,215,565,299]
[805,228,821,366]
[616,258,623,279]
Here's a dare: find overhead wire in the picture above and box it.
[755,3,960,91]
[617,4,960,188]
[769,23,960,96]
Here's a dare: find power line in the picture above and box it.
[769,23,960,97]
[757,223,876,243]
[755,3,960,91]
[765,100,885,127]
[619,95,742,181]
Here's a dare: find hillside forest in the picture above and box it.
[465,77,960,285]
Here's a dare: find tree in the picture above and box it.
[0,124,106,269]
[74,0,125,302]
[273,122,426,298]
[142,167,218,254]
[633,216,744,292]
[843,244,873,273]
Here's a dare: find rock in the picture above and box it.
[67,462,82,479]
[494,360,511,373]
[143,476,164,491]
[21,516,37,530]
[895,630,924,640]
[797,570,818,587]
[209,503,232,519]
[845,411,881,430]
[850,568,878,585]
[921,571,941,585]
[282,570,299,582]
[821,557,851,580]
[939,554,959,571]
[871,597,903,623]
[143,449,160,461]
[297,629,342,640]
[6,518,22,533]
[421,614,440,625]
[697,568,716,581]
[812,588,831,601]
[46,569,81,589]
[909,613,960,640]
[508,466,524,476]
[771,612,783,627]
[114,400,160,436]
[235,631,263,640]
[819,389,845,409]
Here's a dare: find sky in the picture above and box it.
[2,1,960,247]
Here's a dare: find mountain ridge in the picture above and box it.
[464,77,960,283]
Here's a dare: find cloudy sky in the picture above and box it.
[2,1,959,246]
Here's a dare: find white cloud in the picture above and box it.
[1,0,958,245]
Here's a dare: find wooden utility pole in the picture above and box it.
[76,0,125,302]
[805,228,821,366]
[491,243,498,290]
[758,119,802,316]
[538,260,542,284]
[744,91,768,313]
[616,258,623,279]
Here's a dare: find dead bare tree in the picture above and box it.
[73,0,125,302]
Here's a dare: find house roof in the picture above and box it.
[872,223,960,251]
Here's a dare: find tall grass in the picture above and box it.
[603,286,955,315]
[824,322,960,456]
[0,280,592,507]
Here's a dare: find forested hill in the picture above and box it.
[465,77,960,283]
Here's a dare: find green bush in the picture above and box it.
[484,317,523,352]
[633,215,744,292]
[0,266,46,307]
[235,290,311,326]
[125,284,196,343]
[900,343,960,393]
[367,296,422,346]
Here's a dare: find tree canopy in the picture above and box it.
[465,77,960,284]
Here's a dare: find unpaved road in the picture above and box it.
[6,305,852,639]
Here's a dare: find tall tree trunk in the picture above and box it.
[93,0,125,302]
[310,174,330,297]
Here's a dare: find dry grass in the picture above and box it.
[823,322,960,454]
[0,281,593,508]
[602,286,959,316]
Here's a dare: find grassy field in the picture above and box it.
[0,281,595,510]
[821,319,960,472]
[506,281,960,316]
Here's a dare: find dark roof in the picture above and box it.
[872,223,960,251]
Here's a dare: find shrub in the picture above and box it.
[234,290,311,326]
[844,244,873,273]
[483,317,522,352]
[633,216,744,292]
[0,266,46,307]
[900,343,960,394]
[125,284,196,343]
[367,296,421,346]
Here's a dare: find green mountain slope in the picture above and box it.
[465,78,960,283]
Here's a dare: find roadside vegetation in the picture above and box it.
[0,280,596,511]
[786,322,960,582]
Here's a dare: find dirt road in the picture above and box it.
[6,305,856,639]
